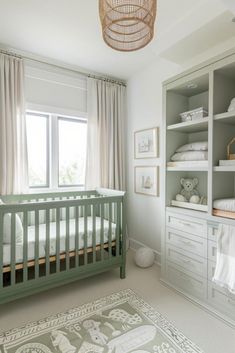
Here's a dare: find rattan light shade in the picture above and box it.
[99,0,157,52]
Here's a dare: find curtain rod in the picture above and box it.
[0,48,126,87]
[0,48,22,59]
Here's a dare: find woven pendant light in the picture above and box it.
[99,0,157,52]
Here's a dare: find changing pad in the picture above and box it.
[213,198,235,212]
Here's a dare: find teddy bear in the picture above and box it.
[176,177,201,204]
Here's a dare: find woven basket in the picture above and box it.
[227,137,235,160]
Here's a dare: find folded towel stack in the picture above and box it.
[171,141,208,161]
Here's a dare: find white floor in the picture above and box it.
[0,250,234,353]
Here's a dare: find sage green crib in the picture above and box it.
[0,188,126,304]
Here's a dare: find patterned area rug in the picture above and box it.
[0,289,203,353]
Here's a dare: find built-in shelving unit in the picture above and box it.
[213,166,235,172]
[214,111,235,124]
[162,49,235,327]
[167,166,208,172]
[167,118,208,133]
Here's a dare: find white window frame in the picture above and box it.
[26,107,87,192]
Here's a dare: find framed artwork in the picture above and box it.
[135,166,159,196]
[134,127,159,159]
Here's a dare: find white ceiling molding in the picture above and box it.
[160,11,235,65]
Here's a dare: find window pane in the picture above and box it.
[26,113,48,187]
[59,118,87,186]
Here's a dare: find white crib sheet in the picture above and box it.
[3,217,116,266]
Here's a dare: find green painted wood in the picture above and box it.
[23,211,28,282]
[35,210,40,279]
[92,204,96,263]
[66,207,70,270]
[108,203,112,259]
[116,202,121,257]
[0,256,123,304]
[100,203,104,262]
[120,194,127,279]
[84,204,88,266]
[0,189,126,303]
[75,206,79,268]
[56,208,60,273]
[0,212,3,288]
[11,213,16,286]
[45,209,50,277]
[0,196,123,213]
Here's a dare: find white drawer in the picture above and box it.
[208,283,235,320]
[166,244,207,278]
[208,260,216,281]
[166,263,207,300]
[208,240,217,262]
[166,227,207,257]
[207,222,219,242]
[166,212,206,237]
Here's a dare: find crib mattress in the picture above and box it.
[3,217,116,266]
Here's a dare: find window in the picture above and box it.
[26,111,87,189]
[58,117,87,187]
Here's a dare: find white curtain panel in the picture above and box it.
[0,54,28,195]
[86,78,126,190]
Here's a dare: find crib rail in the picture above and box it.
[0,189,126,303]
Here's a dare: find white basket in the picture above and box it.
[180,107,208,122]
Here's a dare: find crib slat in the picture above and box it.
[116,202,121,257]
[92,204,96,263]
[11,213,16,285]
[100,203,104,261]
[23,211,28,282]
[35,210,40,279]
[0,212,3,288]
[84,205,88,265]
[45,209,50,276]
[56,208,60,273]
[75,206,79,267]
[66,207,70,270]
[108,203,112,258]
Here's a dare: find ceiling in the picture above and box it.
[0,0,234,79]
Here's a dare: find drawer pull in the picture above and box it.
[179,221,192,227]
[180,239,193,247]
[181,259,192,264]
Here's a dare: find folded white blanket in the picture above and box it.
[213,198,235,212]
[213,224,235,294]
[171,151,208,161]
[176,141,208,152]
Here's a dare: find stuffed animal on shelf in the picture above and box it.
[176,177,207,205]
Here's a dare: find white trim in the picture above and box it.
[129,237,161,267]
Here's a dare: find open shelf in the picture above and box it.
[214,166,235,172]
[214,111,235,125]
[167,166,208,172]
[167,118,208,133]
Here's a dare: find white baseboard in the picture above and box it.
[129,238,161,267]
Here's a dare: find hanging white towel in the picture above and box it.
[213,224,235,294]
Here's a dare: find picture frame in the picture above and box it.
[134,127,159,159]
[135,166,159,196]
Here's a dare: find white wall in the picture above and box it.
[126,58,180,263]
